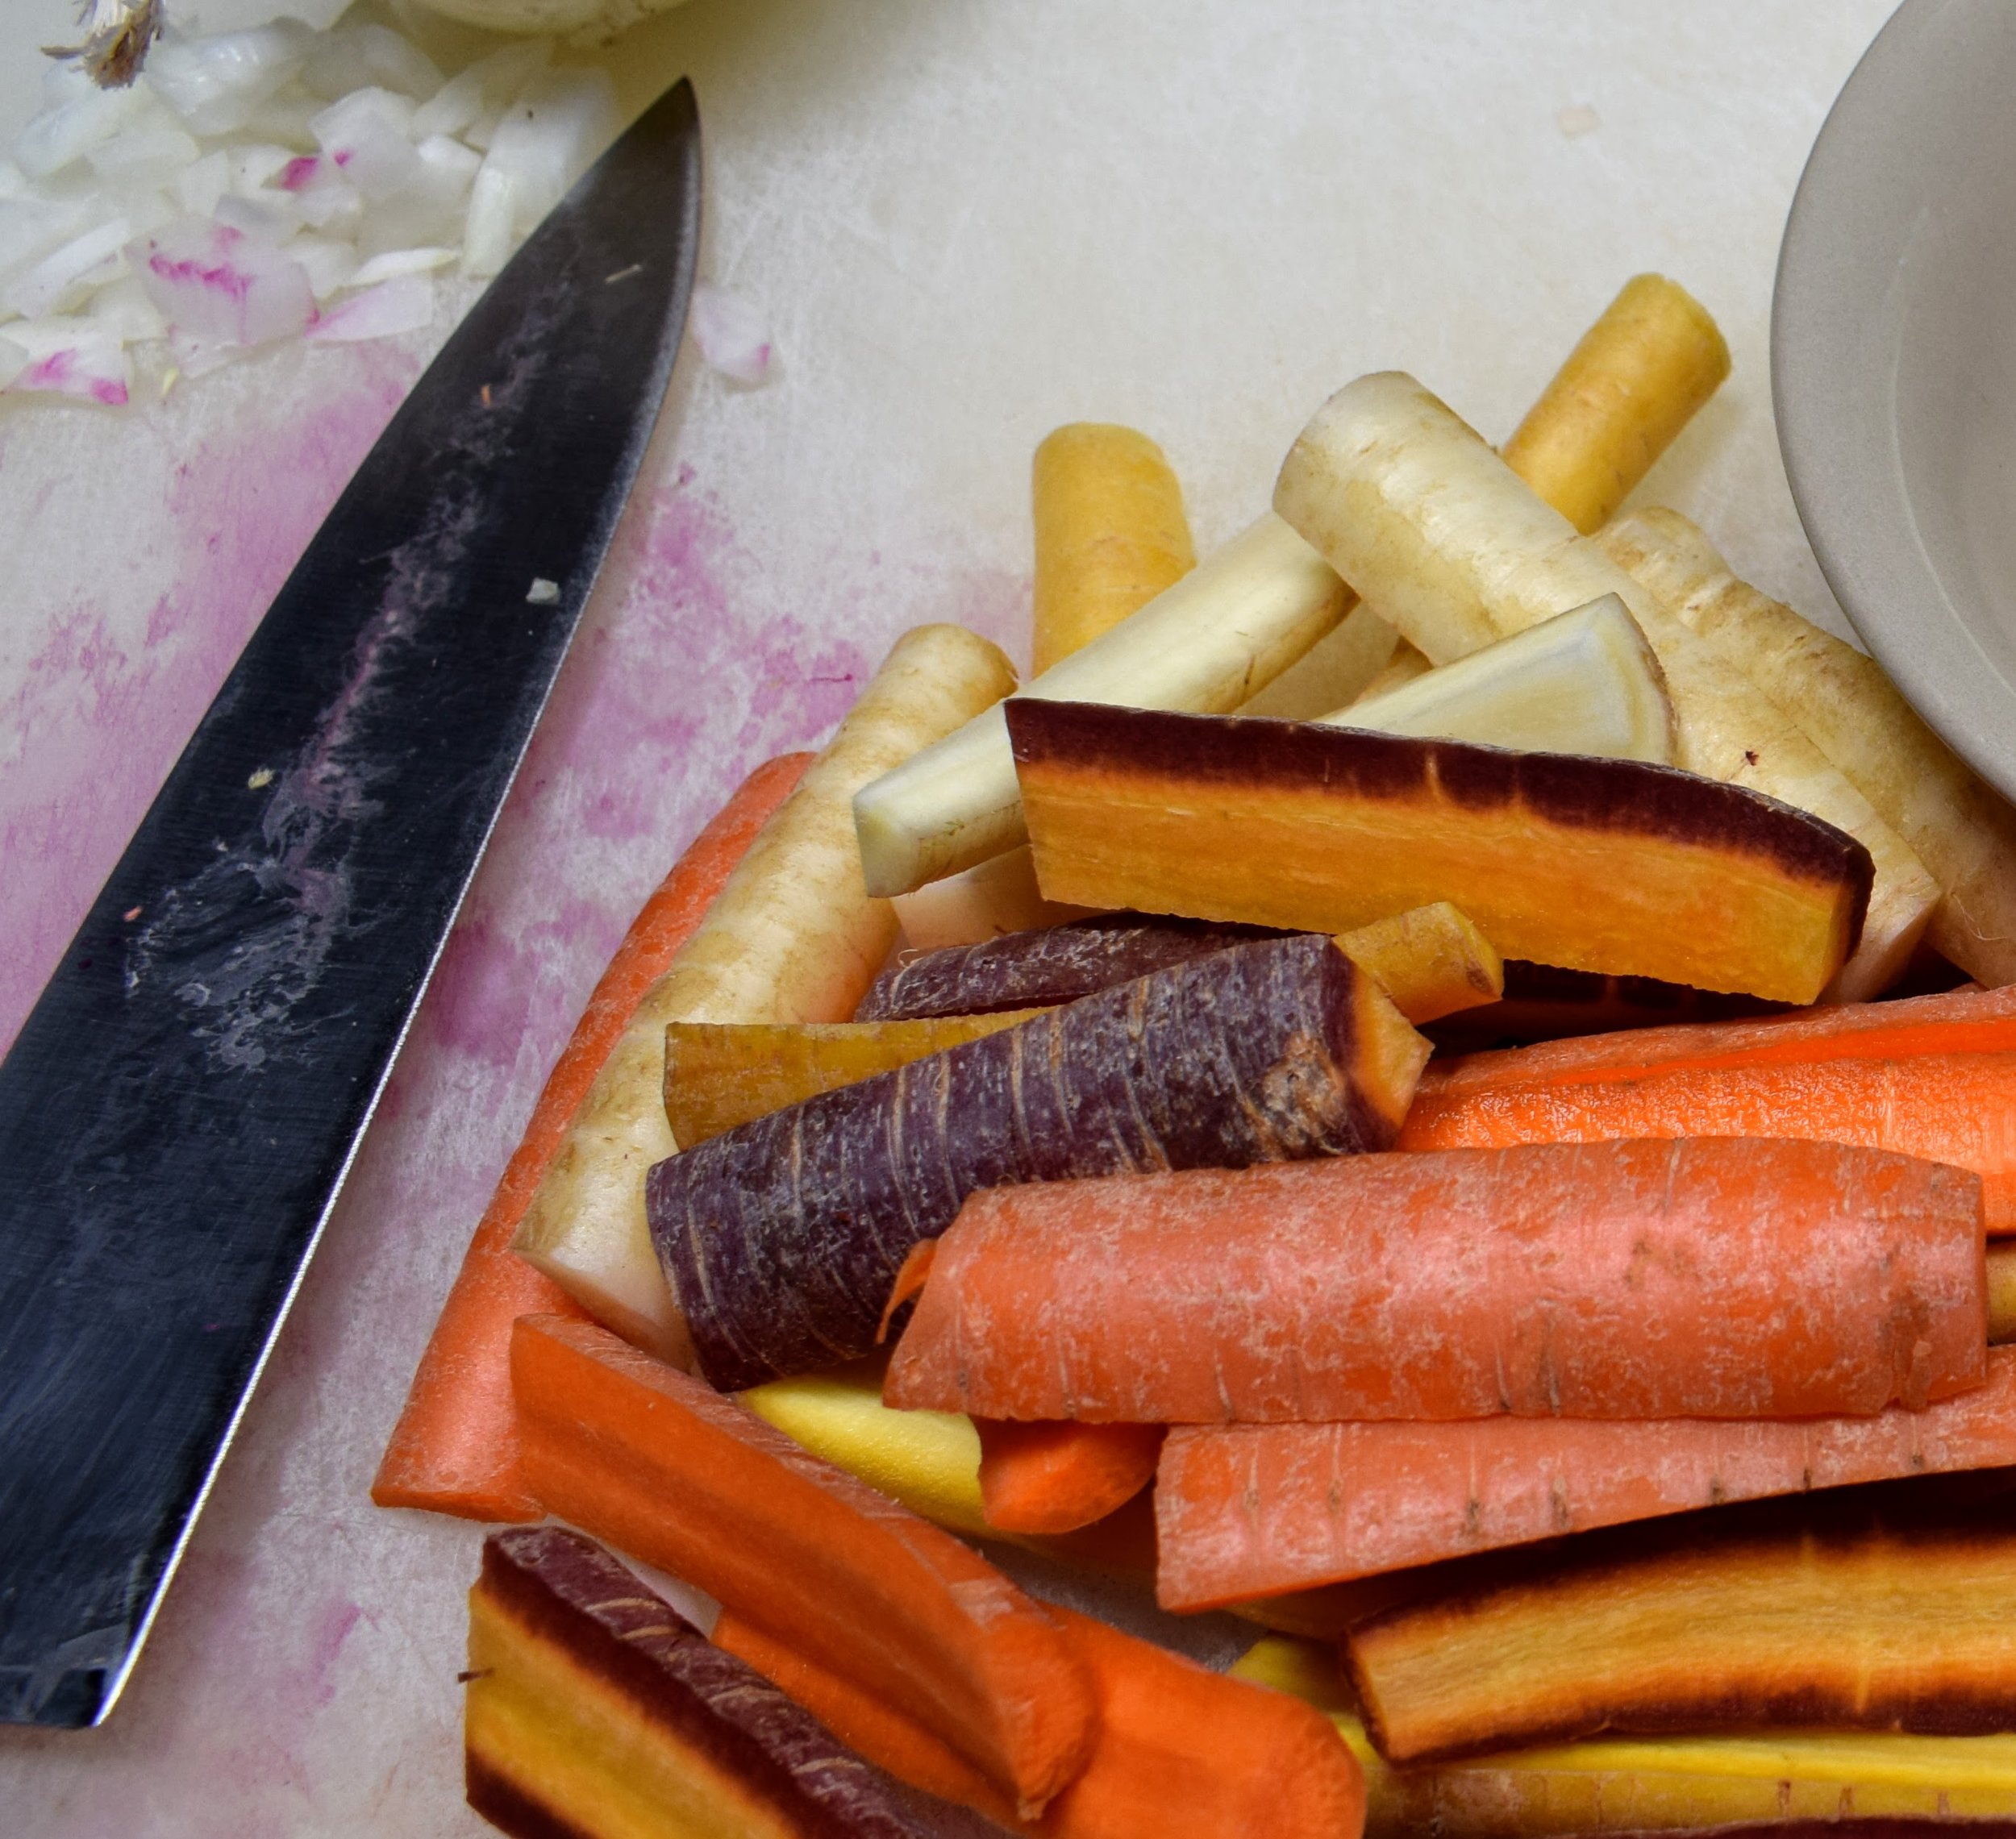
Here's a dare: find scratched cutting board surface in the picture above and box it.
[0,2,1895,1831]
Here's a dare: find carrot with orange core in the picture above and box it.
[370,752,810,1523]
[1403,982,2016,1233]
[1038,1604,1367,1839]
[1156,1346,2016,1612]
[710,1610,1029,1829]
[510,1313,1098,1816]
[976,1420,1165,1536]
[884,1138,1987,1424]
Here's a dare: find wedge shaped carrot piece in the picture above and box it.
[710,1608,1027,1829]
[1156,1347,2016,1611]
[1038,1604,1366,1839]
[662,1009,1043,1150]
[1405,983,2016,1233]
[976,1421,1164,1536]
[510,1313,1098,1816]
[1347,1508,2016,1765]
[1009,701,1872,1004]
[467,1526,957,1839]
[371,752,810,1523]
[883,1138,1986,1424]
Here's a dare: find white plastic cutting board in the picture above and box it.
[0,2,1894,1831]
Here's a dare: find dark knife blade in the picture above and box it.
[0,77,702,1728]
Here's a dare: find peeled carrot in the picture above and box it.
[510,1313,1098,1816]
[884,1138,1987,1423]
[1156,1347,2016,1611]
[1404,983,2016,1232]
[710,1608,1027,1829]
[369,753,810,1523]
[976,1421,1165,1536]
[1039,1604,1366,1839]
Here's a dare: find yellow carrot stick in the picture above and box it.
[1501,273,1731,535]
[1031,423,1196,672]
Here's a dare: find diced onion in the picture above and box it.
[689,281,775,386]
[307,273,435,343]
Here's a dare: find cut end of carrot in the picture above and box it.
[877,1239,939,1345]
[976,1420,1164,1535]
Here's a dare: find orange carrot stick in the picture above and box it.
[510,1313,1098,1816]
[370,753,810,1522]
[884,1138,1987,1423]
[711,1609,1030,1829]
[1156,1346,2016,1612]
[1402,984,2016,1233]
[977,1421,1165,1535]
[1038,1604,1366,1839]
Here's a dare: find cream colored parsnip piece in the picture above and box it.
[852,512,1348,897]
[1327,596,1672,764]
[1602,507,2016,987]
[1273,373,1938,999]
[1237,600,1399,718]
[514,623,1018,1362]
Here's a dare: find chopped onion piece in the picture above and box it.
[345,246,453,288]
[175,151,230,218]
[229,144,298,194]
[288,235,360,298]
[0,196,92,294]
[13,81,150,181]
[5,322,130,405]
[444,42,554,151]
[0,333,27,389]
[212,192,299,243]
[86,125,203,182]
[87,275,167,343]
[146,25,314,138]
[131,217,314,348]
[310,87,421,202]
[480,68,617,236]
[689,281,774,385]
[307,273,433,343]
[460,163,517,279]
[5,218,131,321]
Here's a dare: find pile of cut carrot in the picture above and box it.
[373,273,2016,1839]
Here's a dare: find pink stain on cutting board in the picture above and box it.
[0,347,420,1060]
[399,469,873,1096]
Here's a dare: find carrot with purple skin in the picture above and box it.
[649,933,1427,1392]
[372,751,810,1523]
[510,1313,1099,1816]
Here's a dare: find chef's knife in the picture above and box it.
[0,77,702,1729]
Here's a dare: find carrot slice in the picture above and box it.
[1038,1604,1367,1839]
[884,1138,1986,1423]
[510,1313,1098,1816]
[1404,984,2016,1234]
[710,1609,1029,1829]
[370,753,810,1522]
[976,1421,1165,1536]
[1156,1347,2016,1611]
[1346,1505,2016,1765]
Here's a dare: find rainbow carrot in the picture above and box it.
[510,1313,1098,1816]
[1156,1348,2016,1611]
[370,754,809,1522]
[884,1138,1987,1423]
[1403,983,2016,1232]
[976,1421,1165,1536]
